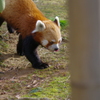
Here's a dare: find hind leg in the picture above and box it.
[0,14,4,26]
[7,23,15,33]
[17,35,24,56]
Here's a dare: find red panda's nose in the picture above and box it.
[54,48,59,51]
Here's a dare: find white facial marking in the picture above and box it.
[52,44,59,49]
[42,40,48,46]
[48,43,59,51]
[51,40,56,42]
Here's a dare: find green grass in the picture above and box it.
[23,73,71,100]
[0,40,8,53]
[60,20,69,30]
[35,0,67,19]
[0,22,8,54]
[50,18,69,30]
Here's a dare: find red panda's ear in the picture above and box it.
[54,16,60,27]
[32,20,46,33]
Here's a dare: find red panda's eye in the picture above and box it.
[50,41,54,44]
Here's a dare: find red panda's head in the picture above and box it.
[32,17,62,52]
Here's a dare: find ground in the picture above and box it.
[0,0,70,100]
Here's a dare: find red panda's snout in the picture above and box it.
[41,39,62,52]
[48,43,59,52]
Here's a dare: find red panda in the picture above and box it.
[0,0,62,69]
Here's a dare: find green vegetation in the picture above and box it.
[0,39,8,53]
[60,20,69,30]
[24,74,71,100]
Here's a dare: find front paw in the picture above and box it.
[17,52,24,56]
[40,63,49,69]
[17,49,24,56]
[34,63,49,69]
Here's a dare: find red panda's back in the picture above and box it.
[2,0,47,37]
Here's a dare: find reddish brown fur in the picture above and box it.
[33,20,61,45]
[2,0,48,38]
[1,0,61,44]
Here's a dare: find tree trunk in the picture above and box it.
[69,0,100,100]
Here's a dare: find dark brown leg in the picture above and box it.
[0,14,4,26]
